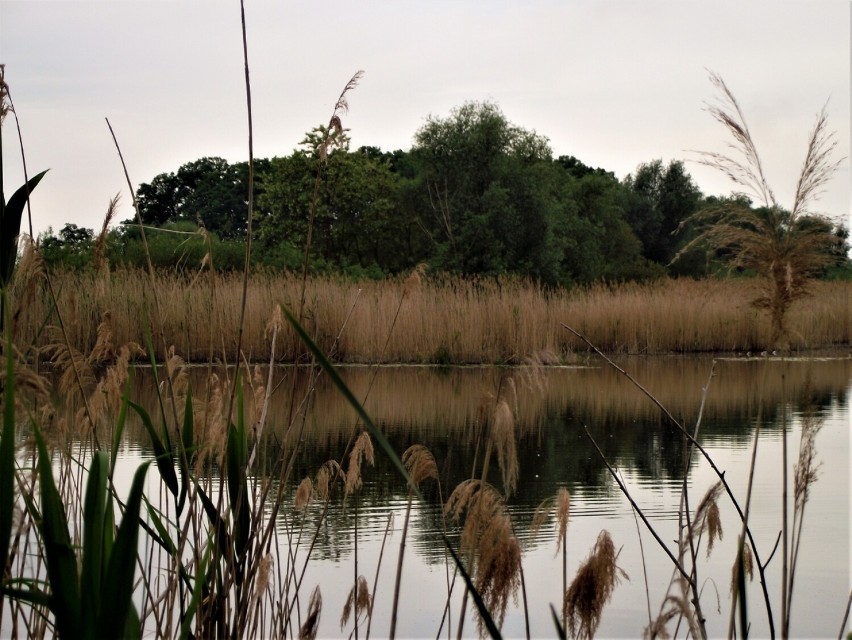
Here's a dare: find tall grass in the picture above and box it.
[9,270,851,363]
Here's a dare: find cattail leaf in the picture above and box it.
[142,495,195,592]
[0,170,48,287]
[80,451,109,635]
[143,495,177,556]
[33,424,81,637]
[99,461,149,639]
[123,603,142,640]
[176,387,194,517]
[226,377,250,558]
[0,317,16,584]
[226,423,250,559]
[0,584,52,609]
[129,401,178,497]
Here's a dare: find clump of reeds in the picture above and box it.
[678,71,846,349]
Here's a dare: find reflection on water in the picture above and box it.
[101,357,851,636]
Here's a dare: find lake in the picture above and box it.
[94,355,850,638]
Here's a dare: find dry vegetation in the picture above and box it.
[9,267,851,365]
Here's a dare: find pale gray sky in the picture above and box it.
[2,1,849,238]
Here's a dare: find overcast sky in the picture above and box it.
[1,1,849,238]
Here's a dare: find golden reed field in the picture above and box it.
[9,267,851,363]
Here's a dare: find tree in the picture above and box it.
[39,224,95,268]
[410,101,561,279]
[622,159,703,271]
[255,129,407,274]
[675,72,845,349]
[135,157,267,240]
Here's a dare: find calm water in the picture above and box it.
[114,356,850,638]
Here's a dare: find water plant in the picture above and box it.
[676,71,846,350]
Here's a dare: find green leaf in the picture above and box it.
[176,387,194,517]
[0,170,48,287]
[80,451,109,636]
[142,495,194,591]
[129,401,178,497]
[34,424,81,637]
[99,461,149,639]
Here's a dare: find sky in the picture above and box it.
[1,1,850,239]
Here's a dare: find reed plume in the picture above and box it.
[345,430,375,496]
[390,445,439,638]
[564,530,627,639]
[691,481,724,557]
[445,479,521,633]
[340,574,371,631]
[316,460,343,502]
[294,477,313,512]
[93,194,120,274]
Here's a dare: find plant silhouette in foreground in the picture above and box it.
[676,71,845,350]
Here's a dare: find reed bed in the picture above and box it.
[10,269,851,363]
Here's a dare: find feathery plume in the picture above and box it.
[295,476,313,512]
[340,575,371,630]
[564,530,627,639]
[345,430,375,496]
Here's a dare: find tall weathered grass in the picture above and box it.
[9,269,851,363]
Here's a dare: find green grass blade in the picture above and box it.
[33,424,81,636]
[80,451,109,637]
[0,308,16,586]
[99,461,150,639]
[129,401,178,497]
[123,603,142,640]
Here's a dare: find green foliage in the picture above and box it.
[135,157,270,240]
[4,423,150,639]
[622,159,703,273]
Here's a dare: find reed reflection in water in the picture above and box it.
[117,356,850,638]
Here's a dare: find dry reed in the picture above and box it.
[564,530,627,639]
[10,271,851,364]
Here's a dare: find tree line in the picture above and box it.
[38,101,851,284]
